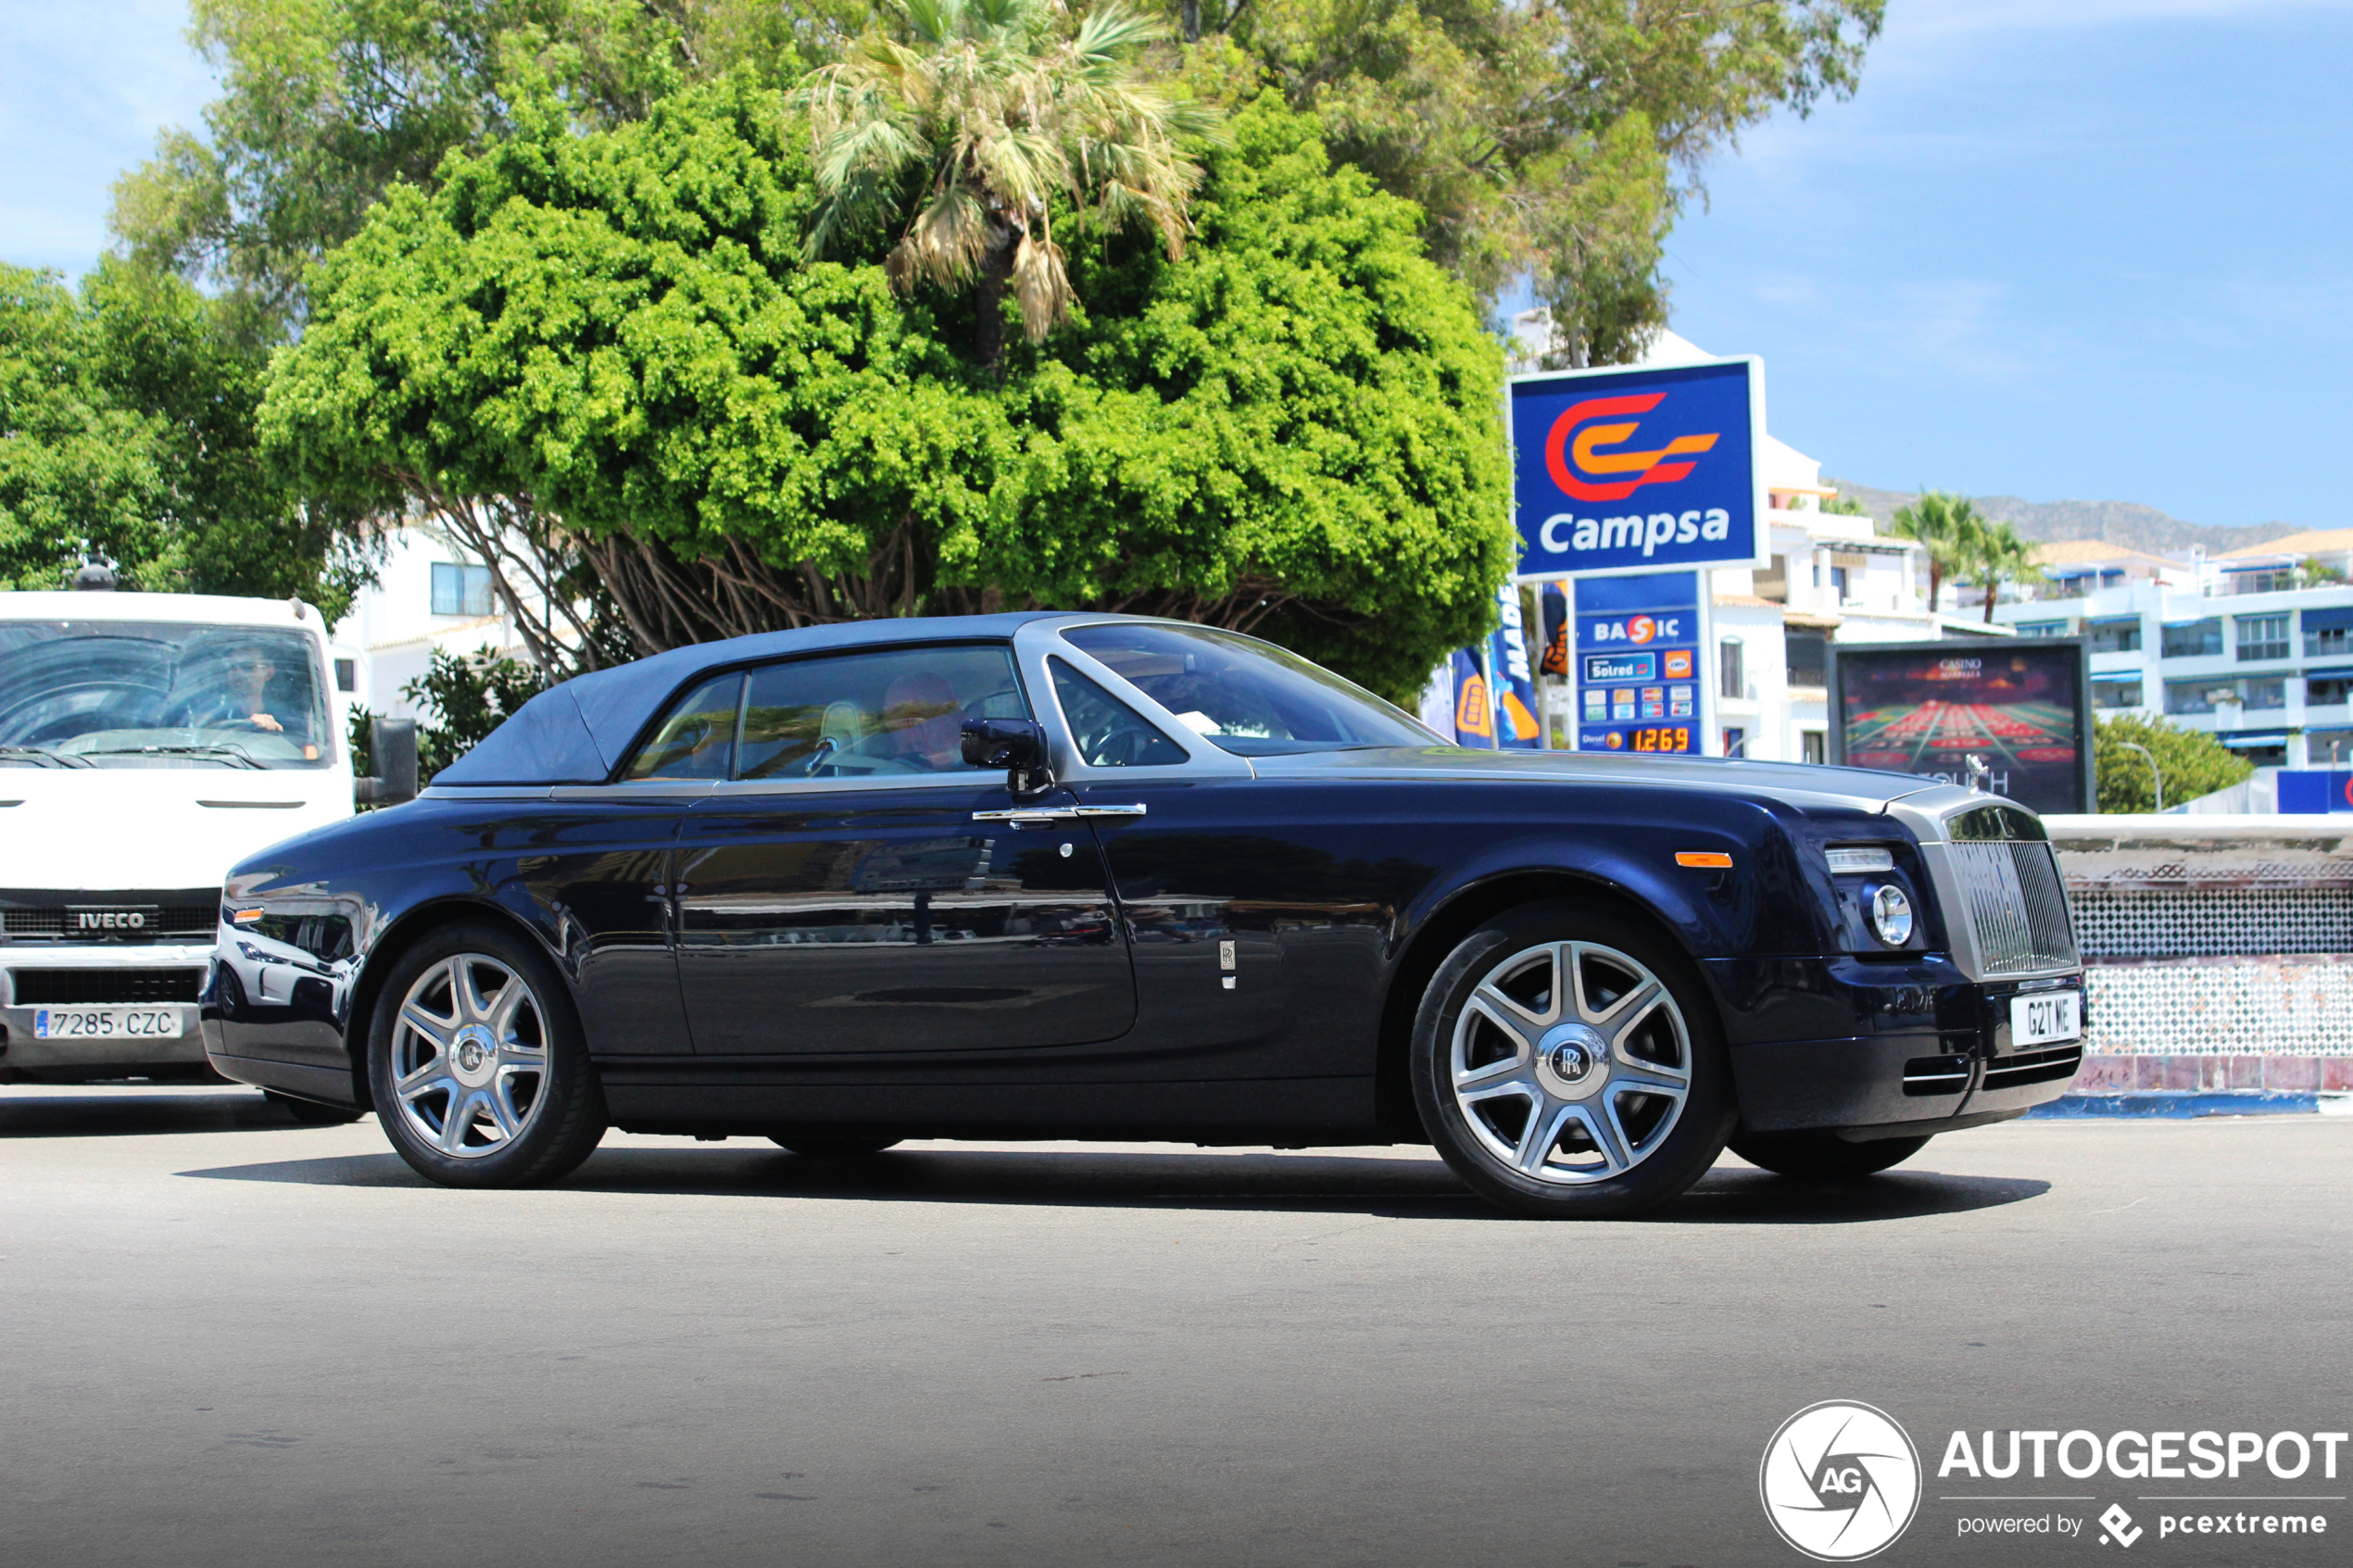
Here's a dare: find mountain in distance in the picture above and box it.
[1823,479,2289,556]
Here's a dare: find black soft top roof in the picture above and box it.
[432,612,1056,786]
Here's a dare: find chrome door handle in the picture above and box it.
[972,804,1148,825]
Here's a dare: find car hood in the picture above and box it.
[1243,746,1949,816]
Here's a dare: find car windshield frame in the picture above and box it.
[1060,621,1437,756]
[0,620,335,770]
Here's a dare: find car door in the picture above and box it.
[671,641,1136,1055]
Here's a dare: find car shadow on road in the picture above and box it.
[176,1142,2050,1223]
[0,1087,299,1138]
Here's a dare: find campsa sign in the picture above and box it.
[1508,357,1767,581]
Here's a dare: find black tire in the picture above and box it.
[1411,898,1735,1219]
[768,1135,903,1159]
[1731,1131,1931,1180]
[262,1088,364,1125]
[366,921,607,1188]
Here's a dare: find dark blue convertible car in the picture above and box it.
[203,613,2085,1217]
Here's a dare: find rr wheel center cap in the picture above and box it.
[452,1025,497,1085]
[1536,1023,1609,1098]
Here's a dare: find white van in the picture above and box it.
[0,587,412,1095]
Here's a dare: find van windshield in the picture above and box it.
[0,621,333,769]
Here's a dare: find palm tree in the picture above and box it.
[1886,489,1985,614]
[1964,518,2042,622]
[795,0,1217,376]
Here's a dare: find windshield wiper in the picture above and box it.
[0,745,93,768]
[80,743,265,769]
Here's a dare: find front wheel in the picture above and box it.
[1731,1131,1931,1179]
[1411,900,1735,1219]
[367,922,607,1188]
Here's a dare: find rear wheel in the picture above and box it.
[367,922,606,1188]
[768,1135,902,1159]
[1731,1131,1931,1180]
[1411,899,1734,1219]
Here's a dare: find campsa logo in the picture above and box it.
[1761,1401,1923,1562]
[1544,393,1720,501]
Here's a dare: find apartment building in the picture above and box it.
[1993,531,2353,769]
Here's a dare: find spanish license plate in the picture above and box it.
[31,1008,184,1040]
[2009,991,2082,1047]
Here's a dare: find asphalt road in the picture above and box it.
[3,1087,2348,1568]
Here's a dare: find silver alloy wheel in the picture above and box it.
[389,954,549,1160]
[1450,939,1692,1185]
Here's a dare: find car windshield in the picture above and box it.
[0,621,333,769]
[1062,622,1435,755]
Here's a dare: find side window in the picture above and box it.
[623,673,742,782]
[1051,659,1189,767]
[736,645,1029,781]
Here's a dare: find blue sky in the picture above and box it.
[1662,0,2353,532]
[4,1,2347,532]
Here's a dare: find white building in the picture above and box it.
[1506,320,1995,761]
[330,525,545,721]
[1993,530,2353,771]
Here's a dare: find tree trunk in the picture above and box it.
[1927,562,1942,614]
[1182,0,1200,42]
[974,215,1020,379]
[1983,578,1997,623]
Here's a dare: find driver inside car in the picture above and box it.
[182,643,298,740]
[875,671,966,770]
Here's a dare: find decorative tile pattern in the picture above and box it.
[2082,958,2353,1057]
[2069,886,2353,959]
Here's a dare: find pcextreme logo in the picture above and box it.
[1544,393,1722,502]
[1761,1401,1923,1562]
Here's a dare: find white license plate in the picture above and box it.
[31,1008,184,1040]
[2010,991,2082,1047]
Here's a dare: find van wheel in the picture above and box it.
[367,922,606,1188]
[1411,899,1734,1219]
[1731,1132,1931,1179]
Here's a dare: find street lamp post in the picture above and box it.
[2116,739,2162,813]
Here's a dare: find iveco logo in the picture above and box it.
[69,907,157,933]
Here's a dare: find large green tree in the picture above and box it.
[0,260,366,614]
[262,79,1510,698]
[116,0,1883,364]
[799,0,1215,374]
[109,0,863,339]
[1196,0,1884,364]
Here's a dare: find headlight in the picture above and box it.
[1868,884,1915,947]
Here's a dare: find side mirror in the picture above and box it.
[356,717,419,806]
[961,718,1054,797]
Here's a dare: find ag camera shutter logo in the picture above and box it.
[1760,1400,1921,1561]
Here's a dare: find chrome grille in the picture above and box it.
[1951,840,2079,974]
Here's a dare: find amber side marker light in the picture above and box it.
[231,908,265,924]
[1674,852,1734,869]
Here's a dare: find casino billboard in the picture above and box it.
[1828,638,2095,816]
[1508,357,1768,582]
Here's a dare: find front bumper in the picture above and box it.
[0,944,213,1073]
[1706,955,2086,1139]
